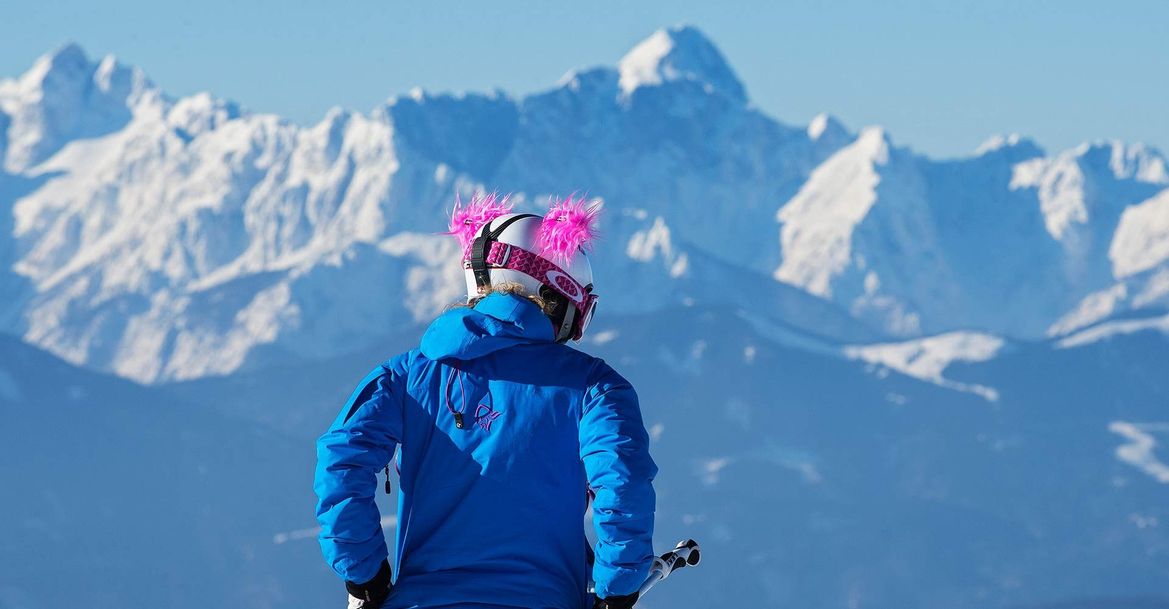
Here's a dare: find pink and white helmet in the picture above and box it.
[448,193,600,343]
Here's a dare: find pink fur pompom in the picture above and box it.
[538,195,601,264]
[447,192,513,253]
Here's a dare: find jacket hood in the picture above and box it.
[420,293,555,361]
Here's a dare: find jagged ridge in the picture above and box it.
[0,27,1167,382]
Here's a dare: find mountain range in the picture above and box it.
[2,26,1167,384]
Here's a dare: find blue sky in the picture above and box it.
[2,0,1165,157]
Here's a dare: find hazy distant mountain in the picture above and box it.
[6,293,1169,609]
[0,333,314,609]
[167,302,1169,609]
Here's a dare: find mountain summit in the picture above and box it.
[617,25,747,103]
[0,43,154,171]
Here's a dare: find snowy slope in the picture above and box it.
[775,130,1169,338]
[776,126,959,335]
[1112,188,1169,279]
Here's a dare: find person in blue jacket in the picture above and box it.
[314,194,657,609]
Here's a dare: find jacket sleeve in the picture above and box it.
[314,359,406,584]
[579,362,658,599]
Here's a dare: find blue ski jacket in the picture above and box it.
[314,293,657,609]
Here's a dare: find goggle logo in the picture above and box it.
[545,269,583,303]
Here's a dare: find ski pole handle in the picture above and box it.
[637,539,701,598]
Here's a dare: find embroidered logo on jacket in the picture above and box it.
[474,403,502,432]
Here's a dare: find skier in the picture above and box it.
[314,193,658,609]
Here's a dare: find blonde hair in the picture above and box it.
[450,281,556,316]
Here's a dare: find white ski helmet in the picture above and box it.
[448,193,600,343]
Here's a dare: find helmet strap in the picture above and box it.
[557,303,577,343]
[469,235,492,292]
[468,214,539,294]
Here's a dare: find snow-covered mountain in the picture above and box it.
[3,26,1165,383]
[0,27,864,383]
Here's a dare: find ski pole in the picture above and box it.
[637,539,701,599]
